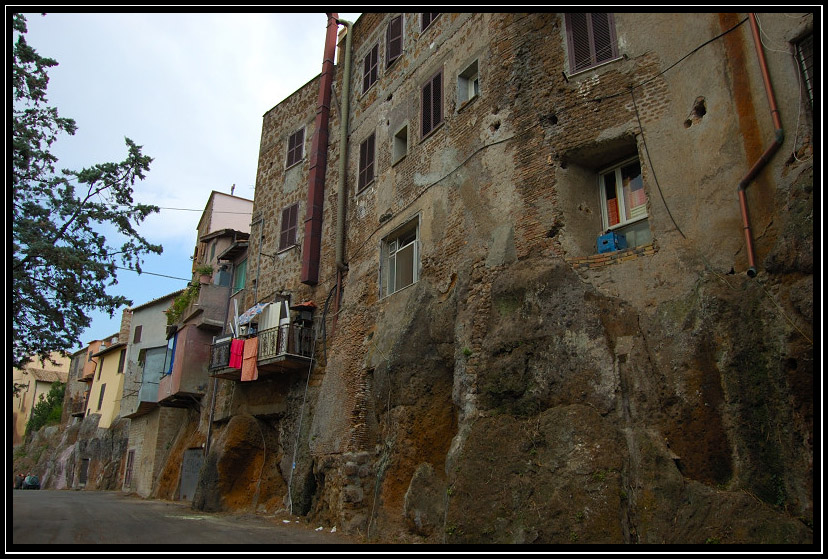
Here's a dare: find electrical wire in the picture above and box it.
[629,86,686,240]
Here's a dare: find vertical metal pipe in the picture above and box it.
[301,13,339,285]
[737,13,785,277]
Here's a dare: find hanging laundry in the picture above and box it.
[241,337,259,381]
[229,338,244,369]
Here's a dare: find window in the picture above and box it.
[422,13,440,32]
[795,34,813,107]
[163,333,177,376]
[279,203,299,250]
[233,258,247,292]
[565,13,618,74]
[599,157,651,248]
[381,218,419,297]
[386,15,403,69]
[96,359,103,380]
[97,384,106,410]
[458,60,479,107]
[362,43,379,93]
[133,325,142,344]
[358,133,376,191]
[392,125,408,165]
[286,128,304,168]
[117,349,126,374]
[421,70,443,138]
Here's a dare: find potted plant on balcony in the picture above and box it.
[195,264,213,284]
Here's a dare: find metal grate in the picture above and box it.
[796,34,813,107]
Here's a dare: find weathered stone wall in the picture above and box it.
[182,11,813,546]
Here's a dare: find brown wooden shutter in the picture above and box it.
[358,133,375,191]
[280,203,298,249]
[287,129,304,167]
[421,71,442,137]
[363,44,378,93]
[133,325,142,343]
[422,13,439,31]
[387,16,403,67]
[565,13,617,73]
[591,13,616,65]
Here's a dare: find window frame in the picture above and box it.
[380,216,420,298]
[386,15,404,70]
[598,156,649,236]
[421,69,444,139]
[794,33,813,108]
[278,203,300,251]
[362,42,379,94]
[97,383,106,411]
[286,127,305,169]
[458,59,480,109]
[358,132,376,192]
[392,124,408,165]
[421,13,440,32]
[233,258,247,293]
[564,13,619,74]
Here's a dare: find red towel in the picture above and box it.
[241,337,259,381]
[229,339,244,369]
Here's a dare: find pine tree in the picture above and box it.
[12,13,163,368]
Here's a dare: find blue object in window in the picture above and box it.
[597,231,627,253]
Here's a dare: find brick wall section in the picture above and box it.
[566,242,658,271]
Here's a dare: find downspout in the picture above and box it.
[738,13,784,277]
[301,13,340,286]
[334,18,353,318]
[335,18,353,274]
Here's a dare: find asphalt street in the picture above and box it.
[10,489,356,547]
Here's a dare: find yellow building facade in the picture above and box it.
[84,341,127,429]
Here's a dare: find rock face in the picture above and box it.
[13,414,129,492]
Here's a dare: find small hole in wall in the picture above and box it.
[490,120,501,132]
[685,97,707,128]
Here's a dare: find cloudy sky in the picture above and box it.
[17,11,361,351]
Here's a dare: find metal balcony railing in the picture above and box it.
[209,336,233,370]
[258,324,314,360]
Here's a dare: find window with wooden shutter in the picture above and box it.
[386,15,403,69]
[133,325,142,344]
[117,349,126,374]
[421,71,443,138]
[358,133,376,192]
[565,13,618,73]
[421,13,440,31]
[795,34,813,107]
[286,128,304,167]
[279,203,299,250]
[363,43,379,93]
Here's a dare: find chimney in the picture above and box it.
[119,308,133,344]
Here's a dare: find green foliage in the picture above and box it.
[12,13,162,369]
[166,283,201,325]
[25,381,65,435]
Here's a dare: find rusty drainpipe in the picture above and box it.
[301,13,339,286]
[334,18,353,320]
[738,13,784,278]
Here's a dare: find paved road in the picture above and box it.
[10,489,356,546]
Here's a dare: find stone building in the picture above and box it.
[191,12,813,544]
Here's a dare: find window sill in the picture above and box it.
[391,153,407,167]
[356,180,375,196]
[565,56,624,79]
[419,121,444,143]
[457,94,479,113]
[285,159,305,172]
[277,244,298,255]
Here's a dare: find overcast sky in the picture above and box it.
[17,11,361,351]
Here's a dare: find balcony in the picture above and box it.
[69,397,87,417]
[209,323,314,381]
[178,283,231,333]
